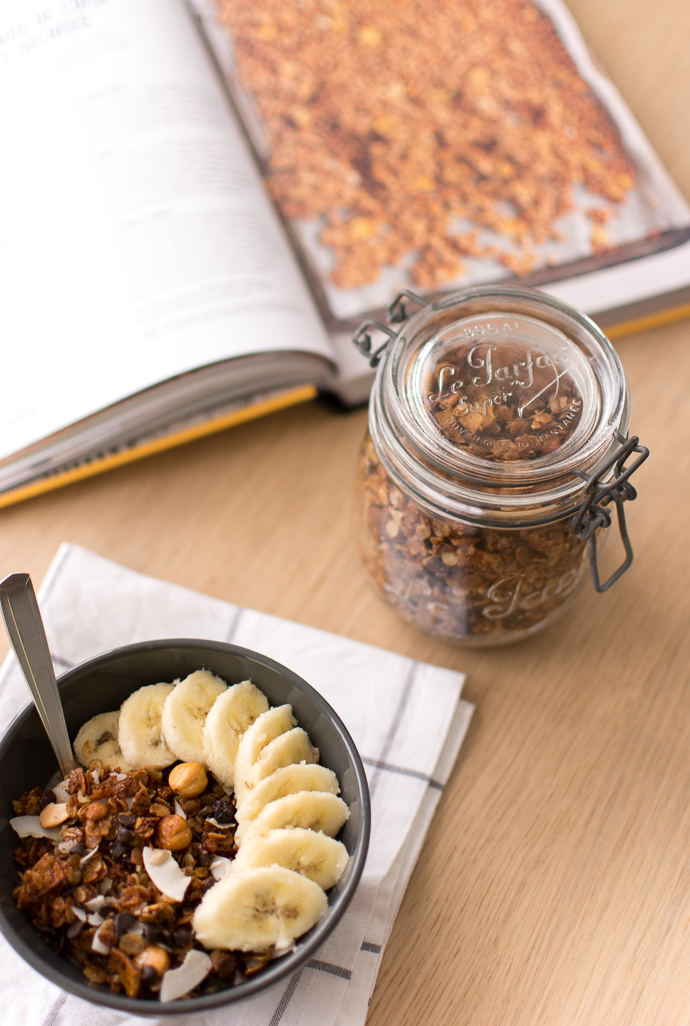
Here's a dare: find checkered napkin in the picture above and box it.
[0,544,473,1026]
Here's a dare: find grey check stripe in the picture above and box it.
[361,941,382,953]
[41,992,67,1026]
[306,958,352,980]
[362,755,444,791]
[51,654,74,670]
[225,605,244,643]
[269,968,305,1026]
[268,958,353,1024]
[368,661,418,797]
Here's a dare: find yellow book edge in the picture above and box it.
[0,384,318,512]
[1,300,689,512]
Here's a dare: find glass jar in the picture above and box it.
[353,285,648,646]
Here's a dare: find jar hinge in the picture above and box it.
[353,290,427,367]
[571,432,649,593]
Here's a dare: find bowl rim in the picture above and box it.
[0,638,371,1016]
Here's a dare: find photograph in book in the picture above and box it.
[196,0,690,329]
[0,0,689,508]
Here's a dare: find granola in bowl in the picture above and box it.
[7,662,360,1006]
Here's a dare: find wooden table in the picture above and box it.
[1,1,689,1021]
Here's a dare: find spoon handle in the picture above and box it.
[0,573,75,778]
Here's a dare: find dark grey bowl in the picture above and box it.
[0,639,370,1016]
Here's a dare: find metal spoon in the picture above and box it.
[0,572,75,777]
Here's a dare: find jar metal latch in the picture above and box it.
[353,289,426,366]
[571,432,649,592]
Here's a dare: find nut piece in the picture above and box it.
[120,931,147,956]
[85,801,110,821]
[169,762,208,798]
[135,944,170,977]
[156,814,192,851]
[39,802,69,829]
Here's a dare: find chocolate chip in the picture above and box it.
[141,964,158,985]
[117,827,137,845]
[143,923,162,944]
[212,800,235,824]
[111,841,131,860]
[115,912,137,938]
[173,925,192,947]
[69,843,87,856]
[117,812,136,827]
[66,919,86,940]
[197,849,212,866]
[39,789,56,810]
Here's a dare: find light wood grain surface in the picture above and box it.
[2,1,690,1022]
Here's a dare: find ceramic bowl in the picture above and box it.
[0,639,370,1016]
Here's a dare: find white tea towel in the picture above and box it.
[0,544,473,1026]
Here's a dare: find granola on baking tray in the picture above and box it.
[213,0,636,289]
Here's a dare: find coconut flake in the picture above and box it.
[160,950,212,1003]
[80,846,100,866]
[143,847,191,903]
[92,925,110,955]
[72,907,87,922]
[114,772,128,781]
[52,779,71,802]
[174,800,186,819]
[100,877,113,894]
[210,857,231,881]
[87,911,103,927]
[84,895,107,912]
[10,816,62,841]
[204,817,232,830]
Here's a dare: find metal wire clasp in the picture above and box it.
[571,432,649,592]
[353,289,427,367]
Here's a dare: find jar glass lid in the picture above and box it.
[372,286,630,522]
[411,312,599,470]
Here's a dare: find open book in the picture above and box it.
[1,0,688,509]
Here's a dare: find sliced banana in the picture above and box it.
[232,827,349,891]
[201,680,269,791]
[160,669,227,765]
[240,728,318,799]
[238,791,350,845]
[73,711,134,772]
[233,705,296,802]
[236,763,340,826]
[192,865,326,952]
[118,683,176,769]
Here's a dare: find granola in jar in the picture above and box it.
[354,285,645,645]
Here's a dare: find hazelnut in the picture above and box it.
[168,762,208,798]
[85,801,110,821]
[135,945,170,977]
[156,814,192,851]
[39,802,69,828]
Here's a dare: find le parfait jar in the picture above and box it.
[353,286,648,647]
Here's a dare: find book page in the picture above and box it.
[0,0,333,462]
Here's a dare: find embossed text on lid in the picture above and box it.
[413,312,598,464]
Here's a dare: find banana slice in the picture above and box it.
[192,865,326,952]
[118,683,176,769]
[235,763,340,826]
[238,791,350,845]
[240,728,318,799]
[73,711,134,772]
[201,680,269,791]
[233,705,296,801]
[160,670,227,765]
[232,827,349,891]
